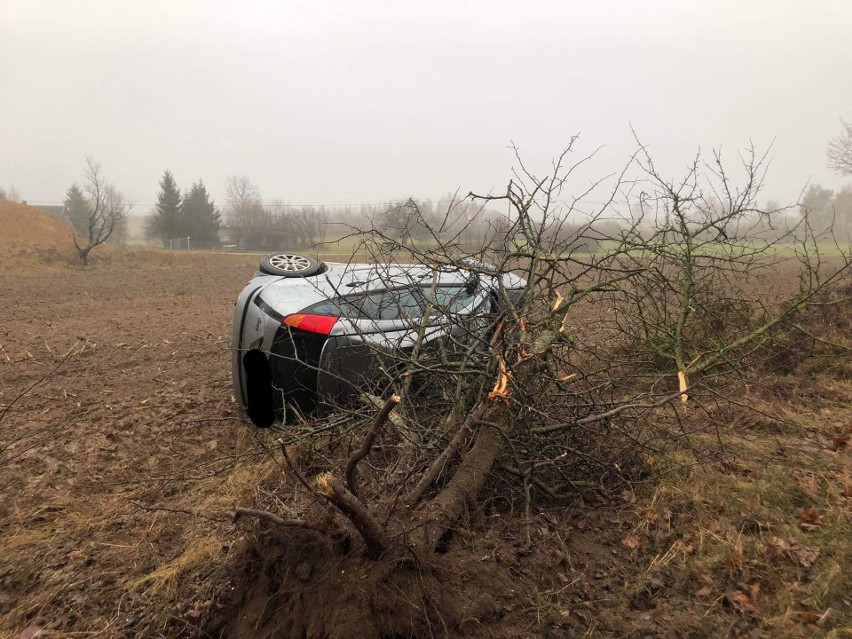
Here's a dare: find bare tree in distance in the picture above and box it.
[261,203,328,251]
[72,157,130,265]
[1,184,21,202]
[225,174,272,250]
[225,180,331,251]
[828,118,852,176]
[799,184,852,241]
[291,205,327,248]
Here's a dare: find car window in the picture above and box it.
[303,285,476,321]
[348,288,426,321]
[430,286,475,314]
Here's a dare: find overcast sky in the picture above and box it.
[2,0,851,213]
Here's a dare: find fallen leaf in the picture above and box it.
[726,589,758,614]
[622,533,641,549]
[800,611,820,624]
[797,507,822,531]
[765,536,819,568]
[831,434,848,451]
[185,599,211,619]
[18,627,43,639]
[765,536,789,558]
[695,585,712,597]
[674,540,695,555]
[790,543,819,569]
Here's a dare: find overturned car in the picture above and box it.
[232,253,526,427]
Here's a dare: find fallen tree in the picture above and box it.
[226,138,851,636]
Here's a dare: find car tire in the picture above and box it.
[259,253,321,277]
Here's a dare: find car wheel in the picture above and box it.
[259,253,321,277]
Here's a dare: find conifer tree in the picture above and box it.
[63,184,91,235]
[182,181,221,244]
[149,170,183,245]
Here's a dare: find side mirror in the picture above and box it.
[464,273,479,295]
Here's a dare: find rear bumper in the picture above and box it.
[233,297,378,425]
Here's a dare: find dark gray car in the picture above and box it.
[232,253,526,427]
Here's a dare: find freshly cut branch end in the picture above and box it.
[488,357,511,403]
[316,472,334,497]
[677,371,688,404]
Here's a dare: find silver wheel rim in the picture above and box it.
[268,254,313,272]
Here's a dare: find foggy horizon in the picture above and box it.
[2,0,851,214]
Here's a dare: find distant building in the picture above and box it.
[35,205,67,222]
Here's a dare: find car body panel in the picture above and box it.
[232,260,527,426]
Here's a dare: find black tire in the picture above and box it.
[259,253,321,277]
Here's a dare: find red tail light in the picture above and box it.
[283,314,338,335]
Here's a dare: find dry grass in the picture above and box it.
[626,374,852,637]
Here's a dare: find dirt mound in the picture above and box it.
[0,200,82,267]
[0,200,77,250]
[214,531,526,639]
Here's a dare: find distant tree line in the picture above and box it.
[221,185,619,254]
[357,195,615,253]
[31,116,852,257]
[223,174,326,251]
[799,184,852,240]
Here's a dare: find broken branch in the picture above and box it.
[345,394,401,497]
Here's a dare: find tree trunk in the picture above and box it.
[316,473,389,559]
[415,416,502,551]
[407,403,487,506]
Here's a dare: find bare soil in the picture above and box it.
[0,261,249,635]
[1,254,849,638]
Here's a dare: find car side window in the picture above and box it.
[304,285,477,322]
[430,286,474,314]
[357,288,425,320]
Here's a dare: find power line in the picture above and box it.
[22,199,413,209]
[22,197,618,209]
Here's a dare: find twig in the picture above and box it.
[130,501,227,523]
[345,394,400,497]
[277,437,324,500]
[232,507,327,533]
[0,340,80,424]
